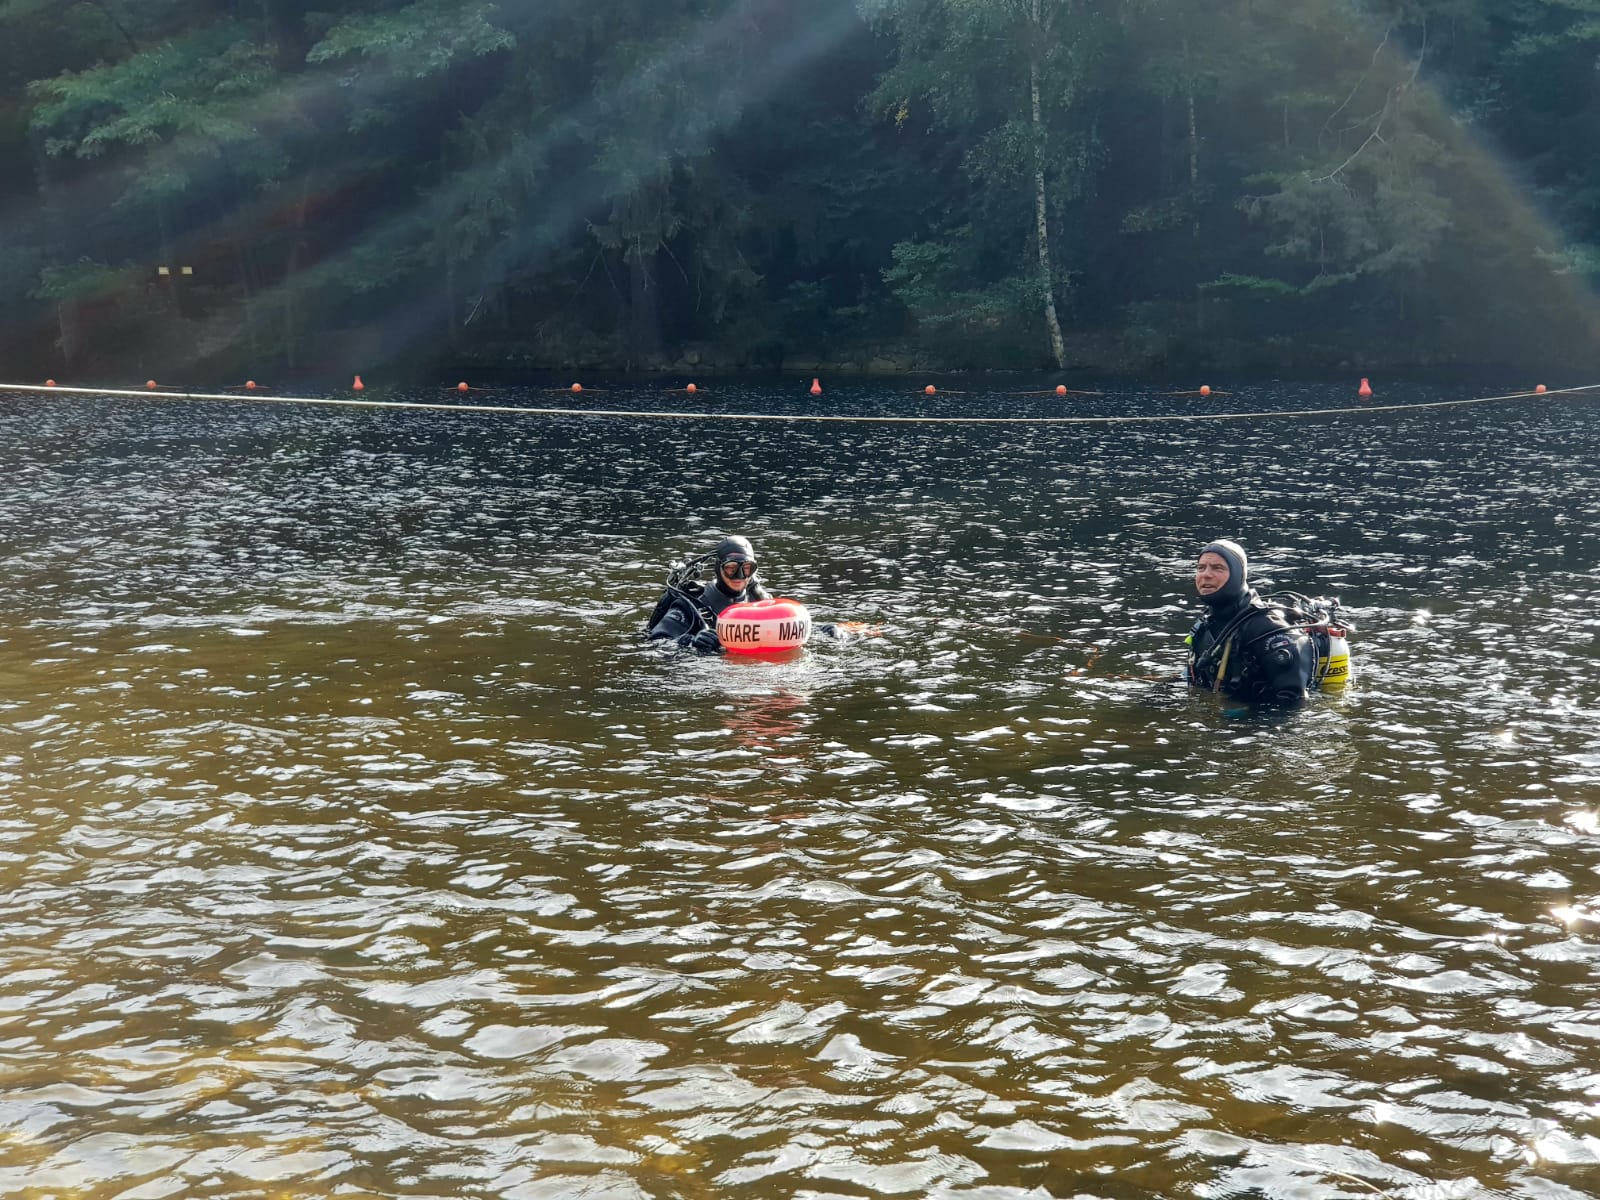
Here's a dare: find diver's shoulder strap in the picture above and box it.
[675,582,716,624]
[648,583,715,637]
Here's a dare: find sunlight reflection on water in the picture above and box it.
[0,380,1597,1199]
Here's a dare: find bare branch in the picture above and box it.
[1309,20,1426,184]
[1322,27,1390,137]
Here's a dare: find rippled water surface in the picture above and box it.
[1,380,1598,1199]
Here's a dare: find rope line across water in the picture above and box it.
[2,380,1597,424]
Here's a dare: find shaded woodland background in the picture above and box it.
[3,0,1599,383]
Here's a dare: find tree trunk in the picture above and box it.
[236,243,259,364]
[1187,54,1203,330]
[1187,92,1199,192]
[1185,35,1200,241]
[57,302,82,371]
[1029,0,1066,370]
[1160,94,1170,194]
[446,256,459,349]
[282,276,297,374]
[281,159,322,374]
[35,151,81,370]
[629,240,661,370]
[1190,90,1203,328]
[262,0,309,71]
[156,199,174,282]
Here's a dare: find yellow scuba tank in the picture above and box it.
[1318,623,1351,690]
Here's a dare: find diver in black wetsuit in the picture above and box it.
[646,536,773,654]
[1185,539,1315,707]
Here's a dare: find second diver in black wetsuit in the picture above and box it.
[1185,539,1315,707]
[646,536,773,654]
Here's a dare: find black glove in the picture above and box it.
[680,628,724,655]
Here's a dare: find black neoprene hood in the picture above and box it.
[712,535,756,564]
[1199,538,1249,606]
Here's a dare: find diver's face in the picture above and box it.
[718,558,757,589]
[1195,552,1231,597]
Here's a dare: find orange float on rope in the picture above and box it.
[353,375,365,391]
[571,382,583,394]
[44,379,56,387]
[686,383,697,394]
[810,377,822,396]
[457,381,470,392]
[716,598,812,655]
[1200,384,1212,397]
[244,380,258,391]
[1055,384,1067,396]
[145,379,158,390]
[924,384,937,395]
[1358,377,1373,399]
[1535,383,1548,394]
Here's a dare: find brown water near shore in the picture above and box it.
[0,381,1596,1198]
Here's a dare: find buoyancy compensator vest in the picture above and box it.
[1264,591,1353,690]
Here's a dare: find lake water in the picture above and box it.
[0,379,1597,1199]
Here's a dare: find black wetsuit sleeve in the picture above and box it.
[647,591,701,641]
[646,590,725,654]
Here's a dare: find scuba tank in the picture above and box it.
[1319,623,1351,689]
[1266,591,1354,691]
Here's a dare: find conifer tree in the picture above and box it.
[862,0,1112,368]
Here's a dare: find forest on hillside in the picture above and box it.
[3,0,1599,382]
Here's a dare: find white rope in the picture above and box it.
[1,380,1595,424]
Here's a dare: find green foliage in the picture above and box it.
[308,0,513,132]
[0,0,1595,375]
[34,257,138,301]
[308,0,513,77]
[862,0,1109,364]
[1541,242,1600,281]
[0,0,56,17]
[32,24,272,158]
[882,236,962,313]
[428,82,551,269]
[883,233,1047,362]
[1120,197,1196,235]
[1201,273,1301,297]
